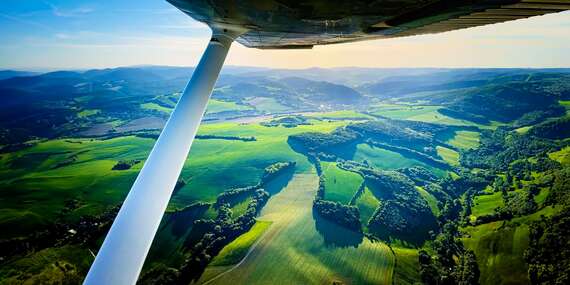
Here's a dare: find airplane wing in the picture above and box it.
[167,0,570,49]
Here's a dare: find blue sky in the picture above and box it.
[1,0,569,70]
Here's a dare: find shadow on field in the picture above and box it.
[263,167,295,196]
[313,210,363,248]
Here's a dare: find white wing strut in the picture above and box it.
[84,29,240,285]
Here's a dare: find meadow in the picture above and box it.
[321,162,363,204]
[200,173,397,285]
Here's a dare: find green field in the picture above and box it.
[0,245,92,284]
[470,192,504,219]
[392,247,421,285]
[416,186,440,216]
[369,104,440,120]
[549,146,570,165]
[353,144,429,170]
[77,109,101,118]
[0,118,348,239]
[206,99,253,114]
[447,130,480,150]
[436,146,460,166]
[354,187,380,227]
[210,221,272,266]
[322,162,363,204]
[308,110,375,120]
[141,102,172,114]
[174,120,347,206]
[462,221,530,285]
[200,173,396,285]
[244,97,290,113]
[0,137,154,238]
[461,205,561,285]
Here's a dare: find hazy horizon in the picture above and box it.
[1,0,569,70]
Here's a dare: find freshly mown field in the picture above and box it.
[201,173,397,285]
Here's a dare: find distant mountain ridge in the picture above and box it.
[1,66,570,144]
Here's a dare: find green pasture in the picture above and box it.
[470,191,503,219]
[141,102,171,114]
[436,146,459,166]
[322,161,363,204]
[245,97,290,113]
[307,110,375,120]
[201,173,396,285]
[210,220,272,266]
[446,130,480,150]
[0,137,153,238]
[354,187,380,227]
[368,104,440,120]
[549,146,570,165]
[206,99,253,114]
[174,120,348,207]
[416,186,440,216]
[392,247,421,285]
[77,109,100,118]
[462,221,530,285]
[352,144,446,177]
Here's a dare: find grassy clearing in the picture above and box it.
[462,205,562,285]
[416,186,440,216]
[462,221,530,285]
[141,102,172,114]
[210,221,272,266]
[0,245,92,284]
[245,97,290,113]
[447,130,480,150]
[515,126,532,134]
[354,144,429,170]
[470,192,503,219]
[549,146,570,165]
[77,109,100,118]
[392,247,421,285]
[533,188,549,206]
[436,146,459,166]
[308,110,374,120]
[355,187,380,227]
[322,162,363,204]
[206,99,253,114]
[369,104,440,120]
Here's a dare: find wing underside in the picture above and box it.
[167,0,570,49]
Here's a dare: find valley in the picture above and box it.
[0,67,569,284]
